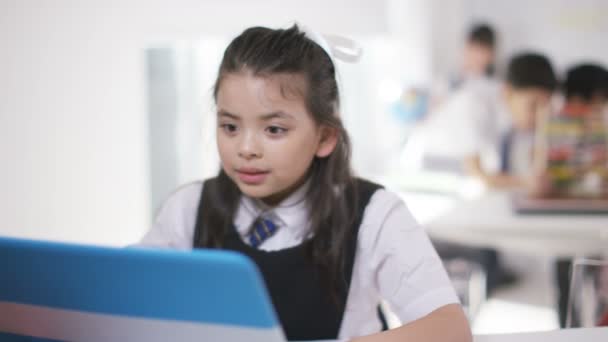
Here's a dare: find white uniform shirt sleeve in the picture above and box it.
[358,189,459,324]
[422,78,498,160]
[457,91,493,157]
[137,182,203,249]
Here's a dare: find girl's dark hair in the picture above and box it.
[199,25,357,299]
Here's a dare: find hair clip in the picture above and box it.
[300,25,363,64]
[324,34,363,63]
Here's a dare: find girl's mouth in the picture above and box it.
[236,168,270,185]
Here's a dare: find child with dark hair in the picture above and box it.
[533,63,608,328]
[432,23,498,101]
[139,25,471,341]
[416,52,557,186]
[533,63,608,199]
[465,52,558,188]
[463,23,496,79]
[408,52,558,295]
[450,23,498,90]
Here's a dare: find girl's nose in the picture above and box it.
[237,132,262,159]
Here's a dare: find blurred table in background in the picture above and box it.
[418,191,608,258]
[474,327,608,341]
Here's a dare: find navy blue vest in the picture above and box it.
[193,178,383,340]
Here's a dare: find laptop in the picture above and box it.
[0,236,285,342]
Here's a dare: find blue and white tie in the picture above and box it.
[248,217,278,248]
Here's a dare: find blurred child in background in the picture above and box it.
[430,23,498,111]
[464,53,558,189]
[532,64,608,200]
[415,52,558,189]
[408,52,558,295]
[533,63,608,328]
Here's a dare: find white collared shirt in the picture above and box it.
[139,180,459,339]
[415,77,512,173]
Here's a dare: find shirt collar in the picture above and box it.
[234,179,311,239]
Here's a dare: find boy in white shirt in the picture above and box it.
[411,52,557,294]
[415,53,557,187]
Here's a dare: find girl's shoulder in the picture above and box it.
[354,183,426,251]
[154,180,204,218]
[170,180,204,198]
[353,179,414,229]
[357,186,431,266]
[362,187,411,223]
[353,178,403,205]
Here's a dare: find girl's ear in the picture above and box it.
[315,126,338,158]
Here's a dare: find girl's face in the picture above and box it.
[216,71,337,206]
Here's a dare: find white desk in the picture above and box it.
[307,328,608,342]
[422,191,608,258]
[475,327,608,341]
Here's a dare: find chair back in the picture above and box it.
[566,258,608,328]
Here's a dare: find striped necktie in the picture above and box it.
[248,217,278,248]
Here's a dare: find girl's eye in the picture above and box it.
[220,123,238,133]
[266,126,287,135]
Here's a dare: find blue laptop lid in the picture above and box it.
[0,236,284,342]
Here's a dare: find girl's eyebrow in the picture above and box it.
[217,109,295,121]
[217,110,240,120]
[261,111,295,121]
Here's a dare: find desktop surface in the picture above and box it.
[424,191,608,257]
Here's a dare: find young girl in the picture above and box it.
[140,25,471,342]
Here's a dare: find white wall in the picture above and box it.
[431,0,608,77]
[472,0,608,72]
[429,0,468,79]
[0,1,150,245]
[0,0,392,246]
